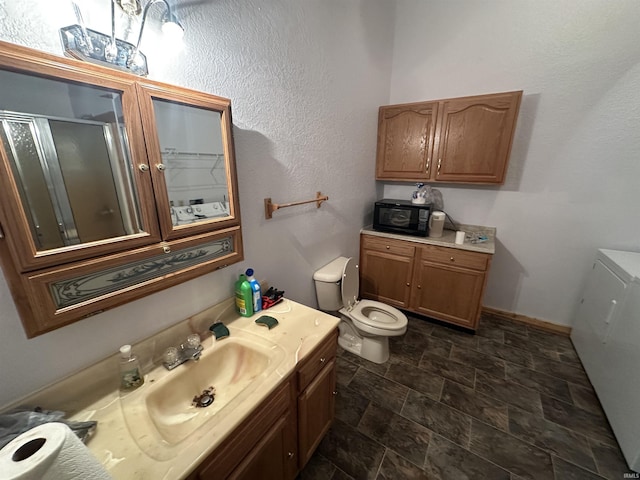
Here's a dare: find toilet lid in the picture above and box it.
[341,257,359,309]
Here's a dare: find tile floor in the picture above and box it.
[298,313,635,480]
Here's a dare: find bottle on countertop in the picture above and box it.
[245,268,262,313]
[119,344,144,390]
[235,274,253,317]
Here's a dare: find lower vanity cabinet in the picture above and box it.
[296,331,338,467]
[192,379,297,480]
[411,245,491,329]
[360,234,492,330]
[188,330,338,480]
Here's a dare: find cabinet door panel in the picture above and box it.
[360,249,413,308]
[298,360,336,467]
[434,91,521,184]
[411,260,485,328]
[376,102,438,180]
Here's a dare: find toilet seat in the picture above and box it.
[347,300,408,336]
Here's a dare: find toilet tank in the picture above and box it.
[313,257,349,311]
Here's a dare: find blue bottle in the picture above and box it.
[245,268,262,313]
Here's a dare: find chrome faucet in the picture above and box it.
[162,334,203,370]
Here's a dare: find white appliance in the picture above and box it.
[571,249,640,472]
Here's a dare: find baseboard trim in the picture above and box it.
[481,306,572,336]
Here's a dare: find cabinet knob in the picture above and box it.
[138,164,149,172]
[406,283,410,287]
[332,391,338,395]
[320,357,326,363]
[417,285,421,289]
[386,245,390,249]
[450,256,455,262]
[156,163,166,171]
[288,452,294,459]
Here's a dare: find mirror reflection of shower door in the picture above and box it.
[1,113,135,249]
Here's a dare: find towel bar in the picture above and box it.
[264,191,329,219]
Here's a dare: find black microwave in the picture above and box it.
[373,199,431,237]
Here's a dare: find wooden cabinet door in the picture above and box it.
[298,360,336,467]
[375,102,438,180]
[433,91,521,184]
[360,237,415,309]
[223,412,297,480]
[410,258,486,329]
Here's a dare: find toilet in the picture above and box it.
[313,256,408,363]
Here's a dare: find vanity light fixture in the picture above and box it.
[59,0,184,77]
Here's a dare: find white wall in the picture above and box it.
[0,0,394,407]
[385,0,640,326]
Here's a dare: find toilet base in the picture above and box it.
[337,320,390,364]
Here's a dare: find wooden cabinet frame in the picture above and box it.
[0,41,244,337]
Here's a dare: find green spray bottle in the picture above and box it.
[235,274,253,317]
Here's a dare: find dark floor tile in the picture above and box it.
[340,350,389,377]
[376,449,430,480]
[406,333,452,359]
[348,368,408,414]
[557,344,583,367]
[504,331,561,361]
[540,395,616,445]
[358,403,431,467]
[298,453,336,480]
[336,356,359,386]
[469,419,554,480]
[424,433,510,480]
[418,352,475,388]
[590,439,636,479]
[505,363,573,403]
[430,324,478,349]
[552,456,606,480]
[335,385,370,427]
[331,467,355,480]
[475,322,506,343]
[318,419,385,480]
[385,362,444,401]
[475,370,543,415]
[388,340,425,366]
[441,379,508,431]
[406,316,436,336]
[508,405,597,472]
[449,345,506,378]
[531,355,591,388]
[479,314,528,335]
[526,327,574,351]
[476,336,534,368]
[569,383,604,415]
[401,389,471,447]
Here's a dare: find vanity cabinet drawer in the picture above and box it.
[420,245,489,271]
[361,236,415,257]
[297,330,338,393]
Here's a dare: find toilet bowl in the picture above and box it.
[313,256,407,363]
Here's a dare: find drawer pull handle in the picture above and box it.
[320,357,326,363]
[450,256,455,261]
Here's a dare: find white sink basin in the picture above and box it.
[119,330,286,460]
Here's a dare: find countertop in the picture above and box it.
[361,224,497,255]
[4,298,340,479]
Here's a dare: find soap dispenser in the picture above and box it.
[119,344,144,390]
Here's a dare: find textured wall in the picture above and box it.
[386,0,640,326]
[0,0,394,407]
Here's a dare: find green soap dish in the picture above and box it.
[209,322,230,339]
[255,315,279,329]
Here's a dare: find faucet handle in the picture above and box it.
[186,333,201,349]
[163,347,179,365]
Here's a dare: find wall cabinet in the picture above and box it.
[376,91,522,184]
[0,41,242,337]
[360,234,492,330]
[188,330,338,480]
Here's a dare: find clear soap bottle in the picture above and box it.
[119,344,144,390]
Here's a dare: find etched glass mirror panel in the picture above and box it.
[0,69,154,258]
[152,99,232,229]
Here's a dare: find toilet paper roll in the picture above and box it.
[0,422,111,480]
[455,231,466,245]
